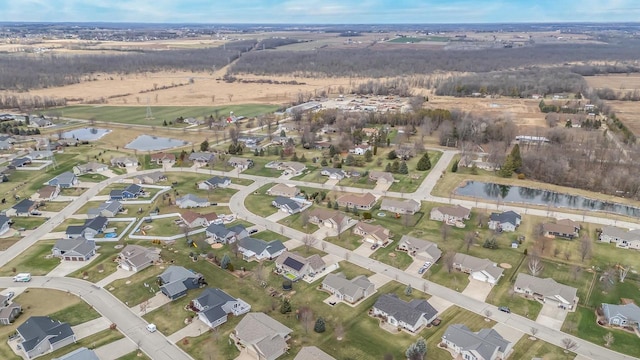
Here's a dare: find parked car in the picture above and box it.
[249,229,259,235]
[370,243,379,250]
[418,267,426,275]
[498,306,511,313]
[5,291,14,300]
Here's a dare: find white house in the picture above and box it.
[442,324,512,360]
[514,273,577,310]
[452,253,504,285]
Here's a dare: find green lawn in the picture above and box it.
[69,243,123,283]
[425,263,470,292]
[388,151,442,193]
[49,302,101,326]
[143,292,200,335]
[563,306,640,358]
[58,104,280,126]
[0,241,59,276]
[143,216,183,236]
[251,230,286,242]
[78,173,110,182]
[324,232,362,251]
[39,329,124,360]
[370,243,414,270]
[586,278,640,309]
[277,209,319,234]
[38,201,71,212]
[244,183,279,217]
[108,266,164,305]
[510,337,574,360]
[116,351,151,360]
[231,178,253,186]
[11,217,48,230]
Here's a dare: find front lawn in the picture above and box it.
[116,351,151,360]
[424,263,470,292]
[510,337,573,360]
[0,241,59,276]
[69,243,122,283]
[277,210,319,234]
[143,292,201,336]
[107,266,164,305]
[49,301,101,326]
[370,243,414,270]
[244,183,279,217]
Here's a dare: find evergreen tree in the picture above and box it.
[405,284,412,296]
[254,148,259,156]
[333,201,339,210]
[364,149,373,162]
[300,154,307,162]
[499,155,515,178]
[259,148,265,156]
[345,155,355,166]
[292,152,299,161]
[399,161,409,174]
[387,150,398,160]
[451,160,459,173]
[326,200,332,208]
[416,152,431,171]
[373,145,378,155]
[314,317,326,333]
[509,144,522,171]
[200,140,209,152]
[228,143,237,155]
[329,145,337,157]
[280,299,292,314]
[280,129,286,137]
[391,159,400,173]
[321,158,328,166]
[220,254,231,269]
[385,163,392,172]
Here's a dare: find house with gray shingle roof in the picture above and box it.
[271,196,308,214]
[8,199,37,217]
[599,226,640,250]
[192,288,251,328]
[188,152,215,165]
[488,211,521,232]
[133,171,167,185]
[17,316,76,359]
[0,293,21,325]
[238,237,286,261]
[275,251,326,281]
[73,162,108,175]
[0,215,11,236]
[205,224,248,244]
[601,303,640,329]
[198,176,231,190]
[380,198,420,215]
[176,194,210,209]
[266,184,300,198]
[514,273,578,310]
[65,216,108,240]
[232,312,292,360]
[441,324,512,360]
[321,273,375,304]
[452,253,504,285]
[294,346,335,360]
[158,266,205,300]
[52,237,96,261]
[87,201,122,219]
[372,294,438,333]
[53,347,100,360]
[397,235,442,263]
[117,245,161,272]
[430,205,471,224]
[320,167,346,180]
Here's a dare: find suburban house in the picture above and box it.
[10,157,32,169]
[198,176,231,190]
[30,117,54,128]
[72,162,108,175]
[514,273,578,310]
[349,144,372,155]
[372,294,438,333]
[133,171,167,185]
[275,251,326,281]
[336,192,377,210]
[380,198,420,215]
[87,201,122,218]
[294,347,335,360]
[17,316,76,359]
[601,303,640,329]
[488,211,522,232]
[29,151,54,160]
[396,235,442,263]
[53,348,99,360]
[181,210,218,228]
[599,226,640,250]
[542,219,580,239]
[267,161,307,175]
[308,208,351,230]
[109,184,144,201]
[266,183,300,198]
[352,222,391,246]
[110,157,138,168]
[206,224,248,244]
[227,157,254,171]
[0,215,11,236]
[271,196,308,214]
[441,324,513,360]
[8,199,37,217]
[238,237,286,261]
[188,152,215,165]
[176,194,210,209]
[452,253,504,285]
[369,171,395,185]
[0,294,21,325]
[48,172,78,189]
[430,205,471,225]
[52,237,96,261]
[9,198,39,217]
[158,266,206,300]
[320,168,346,180]
[117,245,161,272]
[35,185,61,201]
[232,312,292,360]
[150,152,176,165]
[321,273,375,304]
[65,216,108,240]
[191,288,251,328]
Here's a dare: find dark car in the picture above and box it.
[498,306,511,313]
[249,229,259,235]
[370,243,379,250]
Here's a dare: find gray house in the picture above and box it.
[441,324,512,360]
[233,312,292,360]
[514,273,577,310]
[0,294,21,325]
[372,294,438,333]
[48,172,78,188]
[192,288,251,328]
[188,152,215,165]
[87,201,122,218]
[176,194,210,209]
[198,176,231,190]
[238,237,286,261]
[397,235,442,263]
[158,266,205,300]
[65,216,108,240]
[52,237,96,261]
[271,196,305,214]
[117,245,161,272]
[53,347,100,360]
[488,211,522,232]
[17,316,76,359]
[321,273,375,304]
[73,162,108,175]
[205,224,248,244]
[601,303,640,329]
[0,215,11,236]
[8,199,37,217]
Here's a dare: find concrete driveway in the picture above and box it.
[368,273,392,288]
[94,338,138,360]
[536,302,568,330]
[461,279,493,302]
[405,258,425,276]
[266,210,290,222]
[353,242,375,257]
[492,322,524,345]
[46,256,100,277]
[168,321,208,343]
[428,296,454,313]
[72,317,111,340]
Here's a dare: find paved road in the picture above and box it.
[0,277,191,360]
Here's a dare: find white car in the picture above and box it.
[5,291,14,300]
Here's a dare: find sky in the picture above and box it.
[1,0,639,24]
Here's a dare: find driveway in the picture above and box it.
[536,302,568,330]
[265,210,290,222]
[405,258,425,276]
[368,273,392,288]
[72,317,111,340]
[428,296,454,313]
[46,256,100,277]
[324,179,339,187]
[461,279,493,302]
[353,242,375,258]
[168,321,208,343]
[374,182,392,192]
[97,267,136,288]
[492,322,524,345]
[132,292,171,316]
[94,337,138,360]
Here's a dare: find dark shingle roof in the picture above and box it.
[17,316,74,352]
[373,294,437,328]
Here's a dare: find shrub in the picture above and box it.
[363,212,372,220]
[517,173,526,180]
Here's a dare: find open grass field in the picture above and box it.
[370,242,414,270]
[0,241,58,276]
[388,36,450,43]
[59,104,279,126]
[244,183,280,217]
[0,289,92,360]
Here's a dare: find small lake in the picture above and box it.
[125,135,189,151]
[61,128,110,141]
[455,181,640,217]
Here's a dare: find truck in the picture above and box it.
[13,273,31,282]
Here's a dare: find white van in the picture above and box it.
[146,323,157,333]
[13,273,31,282]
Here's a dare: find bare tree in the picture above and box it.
[571,265,581,281]
[139,299,150,315]
[553,247,560,258]
[440,223,450,242]
[561,338,577,352]
[464,232,475,252]
[253,262,268,284]
[443,252,455,273]
[579,234,592,262]
[619,264,630,283]
[299,306,314,334]
[303,234,318,253]
[230,241,240,258]
[530,327,538,337]
[300,210,310,232]
[528,254,544,276]
[603,332,614,347]
[563,250,571,261]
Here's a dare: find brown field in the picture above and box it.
[585,74,640,91]
[602,100,640,135]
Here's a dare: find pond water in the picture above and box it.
[124,135,189,151]
[455,181,640,217]
[61,128,110,141]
